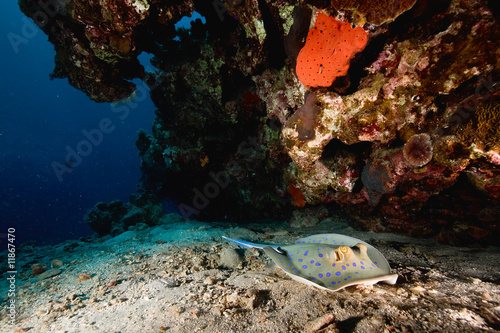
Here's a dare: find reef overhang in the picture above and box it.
[20,0,500,245]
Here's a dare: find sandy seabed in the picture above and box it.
[1,217,500,333]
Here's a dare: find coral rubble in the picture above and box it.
[20,0,500,245]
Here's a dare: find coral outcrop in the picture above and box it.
[21,0,500,245]
[84,194,163,235]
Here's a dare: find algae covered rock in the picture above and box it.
[84,195,163,236]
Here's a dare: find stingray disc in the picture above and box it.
[223,233,397,292]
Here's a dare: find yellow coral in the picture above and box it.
[456,101,500,152]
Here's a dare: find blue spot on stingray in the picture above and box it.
[344,278,348,281]
[361,266,365,270]
[374,261,378,264]
[298,259,303,262]
[341,265,346,270]
[297,250,300,254]
[287,263,291,266]
[331,281,336,285]
[332,264,336,267]
[360,261,364,265]
[310,260,315,264]
[355,272,359,274]
[335,271,341,276]
[346,263,350,267]
[304,251,309,256]
[326,272,331,277]
[289,258,294,261]
[318,274,323,278]
[318,253,324,258]
[315,263,321,266]
[348,276,351,279]
[353,263,357,267]
[311,277,316,280]
[302,265,308,269]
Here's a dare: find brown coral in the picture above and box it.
[403,133,433,167]
[331,0,417,26]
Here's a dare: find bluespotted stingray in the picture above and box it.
[223,234,398,292]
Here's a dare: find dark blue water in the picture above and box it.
[0,3,158,245]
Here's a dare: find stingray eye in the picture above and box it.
[332,248,344,261]
[340,246,349,253]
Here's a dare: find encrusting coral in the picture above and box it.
[295,12,368,87]
[330,0,417,26]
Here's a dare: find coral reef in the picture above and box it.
[21,0,500,245]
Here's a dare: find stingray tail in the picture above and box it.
[222,236,277,250]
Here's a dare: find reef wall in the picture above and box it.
[20,0,500,245]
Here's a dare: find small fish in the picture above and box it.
[223,234,398,292]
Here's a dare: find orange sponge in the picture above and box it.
[296,13,368,87]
